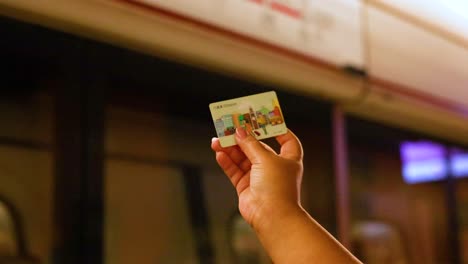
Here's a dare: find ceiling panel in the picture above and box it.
[367,6,468,108]
[373,0,468,44]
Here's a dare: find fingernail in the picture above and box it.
[236,127,247,139]
[211,137,217,142]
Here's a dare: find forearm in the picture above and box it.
[254,204,362,264]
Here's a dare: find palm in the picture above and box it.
[211,131,303,225]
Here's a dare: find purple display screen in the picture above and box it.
[451,152,468,178]
[400,141,468,184]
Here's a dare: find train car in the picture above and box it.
[0,1,467,263]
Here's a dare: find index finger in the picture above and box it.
[276,129,303,161]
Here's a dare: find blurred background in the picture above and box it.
[0,0,467,263]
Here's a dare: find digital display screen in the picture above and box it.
[451,152,468,178]
[400,141,468,184]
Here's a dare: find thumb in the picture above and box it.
[235,127,268,164]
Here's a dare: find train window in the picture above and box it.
[457,179,468,264]
[105,47,334,263]
[351,221,408,264]
[1,17,55,263]
[105,161,198,264]
[347,117,458,264]
[227,212,270,264]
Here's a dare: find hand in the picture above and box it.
[211,127,304,231]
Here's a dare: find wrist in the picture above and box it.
[251,200,305,235]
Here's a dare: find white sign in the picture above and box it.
[132,0,364,68]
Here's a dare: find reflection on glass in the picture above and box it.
[229,212,271,264]
[0,201,17,257]
[105,161,198,264]
[458,181,468,264]
[351,221,408,264]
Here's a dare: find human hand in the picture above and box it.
[211,127,304,231]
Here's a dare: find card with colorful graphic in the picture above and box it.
[209,91,288,147]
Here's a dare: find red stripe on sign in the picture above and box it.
[248,0,302,19]
[271,2,302,19]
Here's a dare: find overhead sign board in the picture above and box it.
[130,0,364,69]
